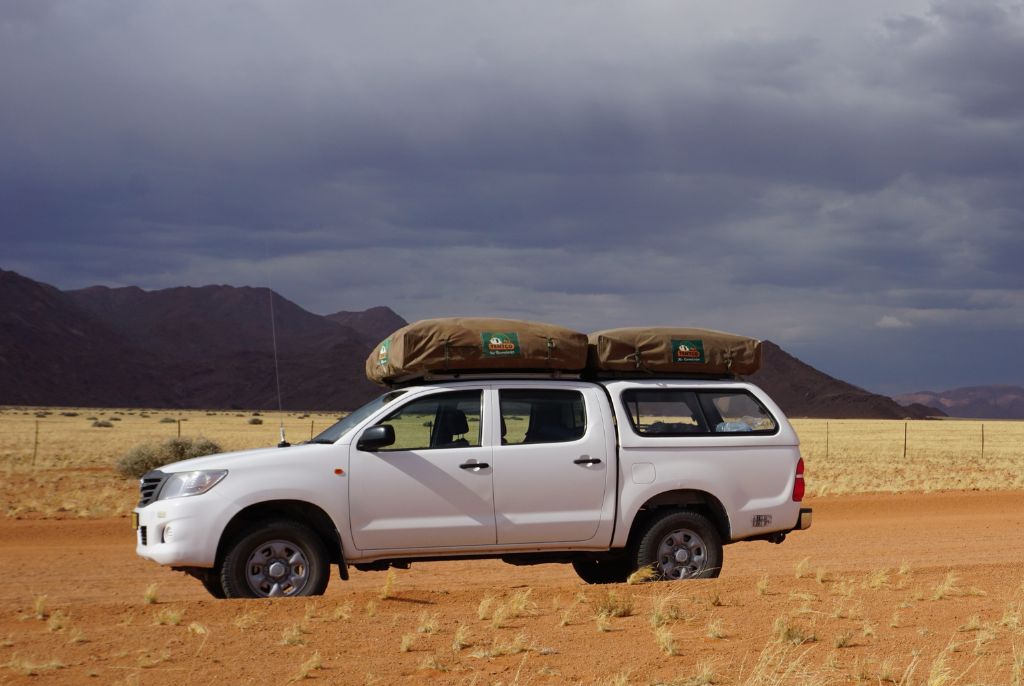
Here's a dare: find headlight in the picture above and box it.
[158,470,227,500]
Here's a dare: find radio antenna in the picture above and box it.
[266,260,288,447]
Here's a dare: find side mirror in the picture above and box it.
[357,424,395,451]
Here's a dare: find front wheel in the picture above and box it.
[635,510,723,580]
[220,521,330,598]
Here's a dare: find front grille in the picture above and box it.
[138,470,167,507]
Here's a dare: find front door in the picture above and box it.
[349,389,496,551]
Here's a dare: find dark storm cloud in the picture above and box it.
[2,0,1023,392]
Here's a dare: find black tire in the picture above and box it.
[635,510,723,580]
[220,521,330,598]
[199,572,226,599]
[572,558,634,584]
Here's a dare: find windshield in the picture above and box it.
[309,390,408,444]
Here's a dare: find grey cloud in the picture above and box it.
[2,0,1023,392]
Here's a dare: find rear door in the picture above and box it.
[348,388,496,550]
[491,384,613,544]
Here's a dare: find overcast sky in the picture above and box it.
[3,0,1023,394]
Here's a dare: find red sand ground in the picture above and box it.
[3,491,1024,685]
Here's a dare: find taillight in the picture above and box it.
[792,457,805,502]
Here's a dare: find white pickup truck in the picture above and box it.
[134,377,811,598]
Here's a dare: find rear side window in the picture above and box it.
[499,389,586,445]
[622,389,777,437]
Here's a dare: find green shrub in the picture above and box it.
[248,417,263,425]
[115,437,223,478]
[92,420,114,428]
[159,417,177,424]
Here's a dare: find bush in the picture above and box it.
[115,437,223,479]
[159,417,177,424]
[248,417,263,425]
[92,420,114,428]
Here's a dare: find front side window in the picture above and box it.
[499,389,586,445]
[376,390,482,450]
[622,389,777,437]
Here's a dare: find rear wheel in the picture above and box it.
[572,557,634,584]
[635,510,722,580]
[220,521,330,598]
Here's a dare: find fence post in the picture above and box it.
[177,419,181,438]
[31,420,39,468]
[825,421,829,461]
[310,419,314,441]
[981,423,985,460]
[903,421,908,460]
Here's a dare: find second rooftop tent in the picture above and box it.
[587,327,762,376]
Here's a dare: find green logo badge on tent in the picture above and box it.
[376,338,391,367]
[481,332,521,357]
[672,339,705,364]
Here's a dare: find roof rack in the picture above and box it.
[390,370,584,388]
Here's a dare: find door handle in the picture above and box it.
[573,457,602,465]
[459,462,490,470]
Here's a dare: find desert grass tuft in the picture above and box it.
[594,589,633,618]
[378,568,397,599]
[705,617,726,639]
[281,624,305,646]
[451,624,471,652]
[477,594,496,620]
[287,652,322,683]
[654,625,677,656]
[399,633,416,653]
[675,661,718,685]
[417,654,449,672]
[627,564,658,584]
[795,557,810,579]
[756,574,770,596]
[143,583,159,605]
[44,609,67,633]
[772,616,817,645]
[650,593,684,628]
[417,612,439,634]
[33,594,48,620]
[491,589,535,629]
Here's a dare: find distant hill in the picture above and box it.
[748,342,943,419]
[894,386,1024,419]
[325,307,407,345]
[0,269,401,410]
[0,268,948,417]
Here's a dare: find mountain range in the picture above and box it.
[0,268,949,418]
[894,387,1024,420]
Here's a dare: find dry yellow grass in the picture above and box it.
[1,408,1023,519]
[0,407,342,518]
[792,418,1024,496]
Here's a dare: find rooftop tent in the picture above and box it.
[587,327,762,376]
[366,317,589,386]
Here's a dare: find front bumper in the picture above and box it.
[134,492,234,568]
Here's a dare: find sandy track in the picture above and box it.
[3,491,1023,684]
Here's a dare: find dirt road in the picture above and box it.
[3,491,1023,684]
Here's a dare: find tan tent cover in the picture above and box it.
[588,327,761,376]
[367,317,589,385]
